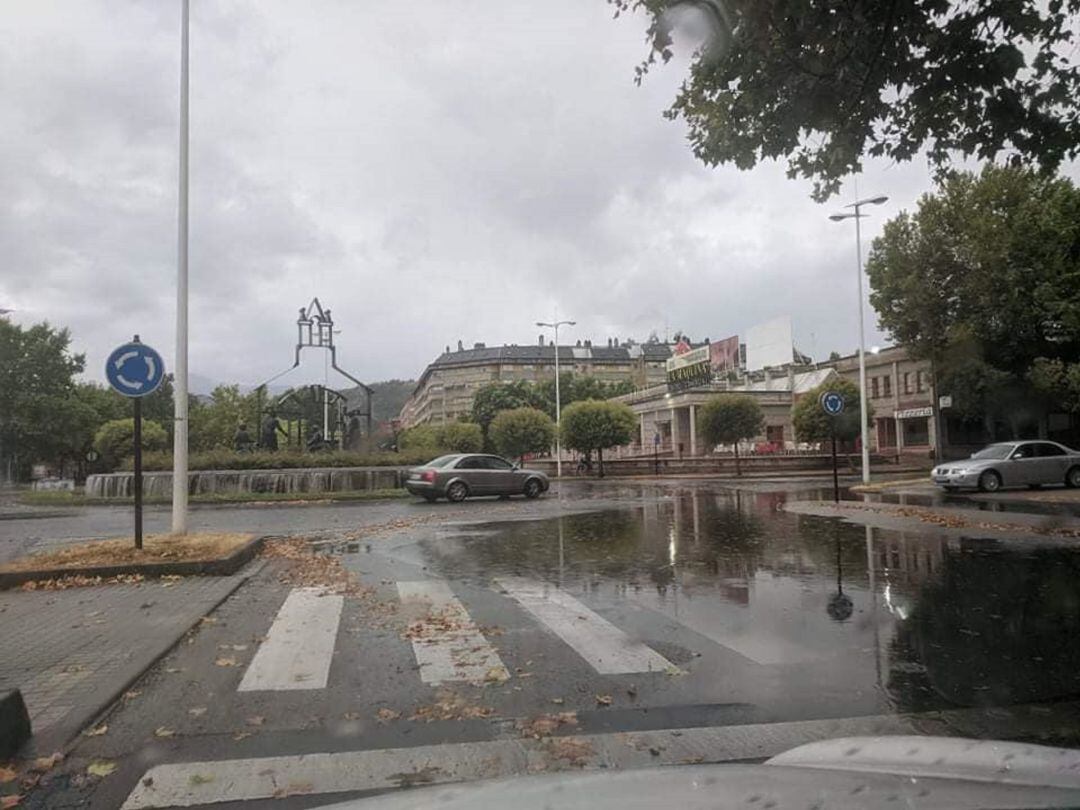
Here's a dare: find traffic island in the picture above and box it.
[0,533,262,590]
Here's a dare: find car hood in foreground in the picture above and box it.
[323,737,1080,810]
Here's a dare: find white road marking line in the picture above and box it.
[121,704,1052,808]
[496,577,673,674]
[396,580,508,685]
[237,588,343,692]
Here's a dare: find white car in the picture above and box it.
[932,440,1080,492]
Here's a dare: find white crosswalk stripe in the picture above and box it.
[397,580,509,685]
[496,577,673,674]
[238,587,343,692]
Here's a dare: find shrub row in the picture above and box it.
[123,448,438,472]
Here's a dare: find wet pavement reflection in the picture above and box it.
[420,485,1080,719]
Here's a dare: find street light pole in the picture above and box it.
[171,0,190,534]
[830,194,888,485]
[536,318,575,478]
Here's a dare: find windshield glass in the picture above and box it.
[971,445,1015,460]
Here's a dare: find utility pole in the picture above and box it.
[171,0,190,534]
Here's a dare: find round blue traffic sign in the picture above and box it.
[105,340,165,398]
[820,391,845,416]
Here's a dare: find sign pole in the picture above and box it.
[831,426,839,504]
[133,395,144,550]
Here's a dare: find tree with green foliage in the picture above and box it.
[560,400,637,477]
[489,408,556,464]
[398,422,483,454]
[613,0,1080,200]
[437,422,484,453]
[189,385,260,451]
[93,418,169,469]
[534,373,635,419]
[471,381,545,442]
[866,165,1080,437]
[696,395,764,476]
[0,320,88,479]
[793,378,869,446]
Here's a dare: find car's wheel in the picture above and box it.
[446,481,469,503]
[523,478,543,499]
[1066,466,1080,489]
[978,470,1002,493]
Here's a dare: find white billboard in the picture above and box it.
[745,316,793,371]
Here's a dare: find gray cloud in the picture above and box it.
[2,0,1076,393]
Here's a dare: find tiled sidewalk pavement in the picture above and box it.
[0,565,259,754]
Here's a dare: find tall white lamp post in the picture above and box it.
[536,318,575,478]
[829,194,888,485]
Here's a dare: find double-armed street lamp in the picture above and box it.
[829,194,888,485]
[536,318,575,479]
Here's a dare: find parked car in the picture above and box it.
[405,453,550,503]
[931,440,1080,492]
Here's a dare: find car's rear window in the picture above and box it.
[426,455,459,468]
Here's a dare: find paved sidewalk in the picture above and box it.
[0,565,259,755]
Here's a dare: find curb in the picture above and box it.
[0,689,31,759]
[32,558,266,756]
[0,535,266,591]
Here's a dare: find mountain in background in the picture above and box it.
[343,379,415,423]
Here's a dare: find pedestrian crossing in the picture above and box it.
[235,576,675,695]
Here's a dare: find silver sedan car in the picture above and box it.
[404,453,550,503]
[931,440,1080,492]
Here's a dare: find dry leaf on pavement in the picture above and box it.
[0,766,16,783]
[30,754,62,773]
[87,761,117,777]
[153,727,175,738]
[84,724,108,737]
[232,732,252,741]
[245,716,265,727]
[595,694,613,706]
[376,708,401,723]
[214,657,238,667]
[188,707,207,718]
[1,795,21,809]
[189,774,214,785]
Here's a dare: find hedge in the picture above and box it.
[123,448,439,472]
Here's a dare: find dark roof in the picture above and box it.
[427,344,674,369]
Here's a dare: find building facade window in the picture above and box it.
[903,372,911,394]
[916,370,925,392]
[883,376,892,396]
[871,377,880,399]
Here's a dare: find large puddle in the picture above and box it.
[418,487,1080,717]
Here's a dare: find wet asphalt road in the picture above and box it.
[19,479,1080,808]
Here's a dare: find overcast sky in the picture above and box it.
[3,1,1076,391]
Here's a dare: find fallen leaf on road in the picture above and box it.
[0,766,16,783]
[595,694,613,706]
[214,657,238,667]
[664,666,685,677]
[123,690,141,700]
[272,782,314,798]
[165,667,183,674]
[343,711,361,721]
[245,716,265,727]
[550,698,564,705]
[200,616,218,625]
[153,727,175,738]
[1,795,21,808]
[218,644,248,651]
[84,724,108,737]
[376,708,401,723]
[232,732,251,741]
[86,761,116,778]
[188,707,207,717]
[30,754,62,772]
[189,774,214,786]
[484,667,509,683]
[518,712,578,738]
[547,737,593,766]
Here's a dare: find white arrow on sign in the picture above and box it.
[144,355,156,379]
[116,374,144,391]
[115,350,139,369]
